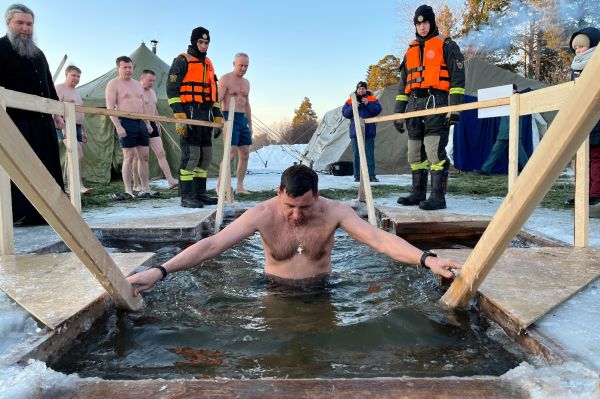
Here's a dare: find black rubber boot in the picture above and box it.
[397,169,428,206]
[180,180,204,208]
[419,170,447,210]
[194,177,218,205]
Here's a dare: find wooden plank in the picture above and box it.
[66,377,526,399]
[350,93,376,225]
[3,88,64,115]
[215,98,236,233]
[89,209,215,242]
[76,105,221,128]
[365,97,509,123]
[0,252,153,329]
[574,139,589,247]
[518,81,574,115]
[441,48,600,308]
[63,102,81,213]
[0,87,14,255]
[0,109,142,311]
[507,93,520,191]
[437,247,600,328]
[52,54,68,82]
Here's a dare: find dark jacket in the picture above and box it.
[570,27,600,146]
[341,91,382,138]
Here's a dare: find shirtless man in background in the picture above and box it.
[55,65,92,194]
[105,56,153,199]
[218,53,252,195]
[137,69,178,190]
[128,164,461,295]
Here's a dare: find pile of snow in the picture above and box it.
[248,144,307,171]
[0,360,86,399]
[0,292,39,358]
[502,361,599,398]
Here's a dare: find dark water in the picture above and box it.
[53,232,524,380]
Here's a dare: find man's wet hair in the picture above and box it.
[115,55,133,67]
[141,69,155,76]
[279,164,318,197]
[65,65,81,74]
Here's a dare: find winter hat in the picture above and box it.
[571,34,590,50]
[191,27,210,44]
[414,5,435,26]
[356,81,368,90]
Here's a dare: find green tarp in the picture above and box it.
[70,42,223,184]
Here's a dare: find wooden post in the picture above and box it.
[350,93,376,225]
[0,87,14,255]
[441,49,600,308]
[215,98,235,233]
[574,139,590,247]
[64,102,81,213]
[0,108,143,311]
[52,55,68,82]
[507,93,520,191]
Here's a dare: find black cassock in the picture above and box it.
[0,35,65,225]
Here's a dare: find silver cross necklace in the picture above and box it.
[292,225,308,255]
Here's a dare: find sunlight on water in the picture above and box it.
[53,232,524,379]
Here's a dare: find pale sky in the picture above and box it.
[12,0,461,126]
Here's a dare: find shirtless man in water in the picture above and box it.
[217,53,252,195]
[128,165,461,295]
[55,65,92,194]
[106,56,153,199]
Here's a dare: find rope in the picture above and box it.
[157,121,181,151]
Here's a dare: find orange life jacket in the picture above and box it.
[404,35,450,94]
[179,53,217,104]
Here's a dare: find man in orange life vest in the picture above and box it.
[167,26,223,208]
[393,5,465,210]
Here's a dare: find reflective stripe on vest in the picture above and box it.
[405,35,450,94]
[179,53,217,104]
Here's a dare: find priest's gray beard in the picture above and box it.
[7,29,40,59]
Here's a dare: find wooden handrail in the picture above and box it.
[350,93,376,225]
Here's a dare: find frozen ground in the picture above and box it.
[1,144,599,397]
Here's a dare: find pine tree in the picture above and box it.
[365,55,400,91]
[288,97,318,144]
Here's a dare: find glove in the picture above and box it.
[174,112,187,136]
[213,127,222,139]
[444,111,460,127]
[214,116,223,125]
[394,120,405,134]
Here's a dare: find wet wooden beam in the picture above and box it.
[441,49,600,308]
[0,108,142,311]
[63,377,526,399]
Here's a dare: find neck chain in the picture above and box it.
[291,225,308,255]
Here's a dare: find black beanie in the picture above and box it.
[190,27,210,44]
[414,5,435,26]
[356,81,367,90]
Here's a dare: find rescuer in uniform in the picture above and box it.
[394,4,465,210]
[167,26,223,208]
